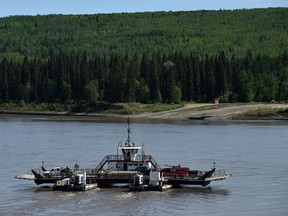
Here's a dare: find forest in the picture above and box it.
[0,8,288,105]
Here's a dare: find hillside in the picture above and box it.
[0,8,287,59]
[0,8,288,106]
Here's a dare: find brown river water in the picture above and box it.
[0,116,288,215]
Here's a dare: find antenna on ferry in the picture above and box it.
[127,117,130,131]
[126,117,131,145]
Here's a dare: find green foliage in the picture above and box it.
[0,9,288,105]
[241,107,288,118]
[173,85,182,104]
[59,81,72,102]
[0,102,72,112]
[1,50,288,104]
[277,68,288,101]
[84,80,99,105]
[136,80,150,103]
[0,8,287,58]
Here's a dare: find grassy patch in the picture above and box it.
[0,102,183,115]
[71,102,182,114]
[104,103,183,114]
[242,107,288,116]
[0,102,72,112]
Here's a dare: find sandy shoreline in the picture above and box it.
[1,103,288,122]
[129,103,288,121]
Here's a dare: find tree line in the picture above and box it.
[1,50,288,105]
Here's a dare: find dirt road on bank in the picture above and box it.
[131,103,288,121]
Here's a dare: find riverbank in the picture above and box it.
[129,103,288,121]
[1,102,288,121]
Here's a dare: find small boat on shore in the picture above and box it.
[187,114,213,120]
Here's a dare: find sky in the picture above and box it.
[0,0,287,18]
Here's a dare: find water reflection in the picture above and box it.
[167,187,230,196]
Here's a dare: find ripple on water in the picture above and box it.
[2,120,288,215]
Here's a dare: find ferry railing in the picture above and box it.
[94,154,161,172]
[95,155,110,172]
[33,167,100,179]
[162,169,230,181]
[213,169,227,177]
[143,155,161,169]
[32,168,67,178]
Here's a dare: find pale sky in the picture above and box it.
[0,0,287,18]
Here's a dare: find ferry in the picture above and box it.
[16,118,231,191]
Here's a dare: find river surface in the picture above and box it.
[0,116,287,216]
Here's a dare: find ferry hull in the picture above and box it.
[53,183,98,191]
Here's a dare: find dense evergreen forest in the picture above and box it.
[0,8,288,105]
